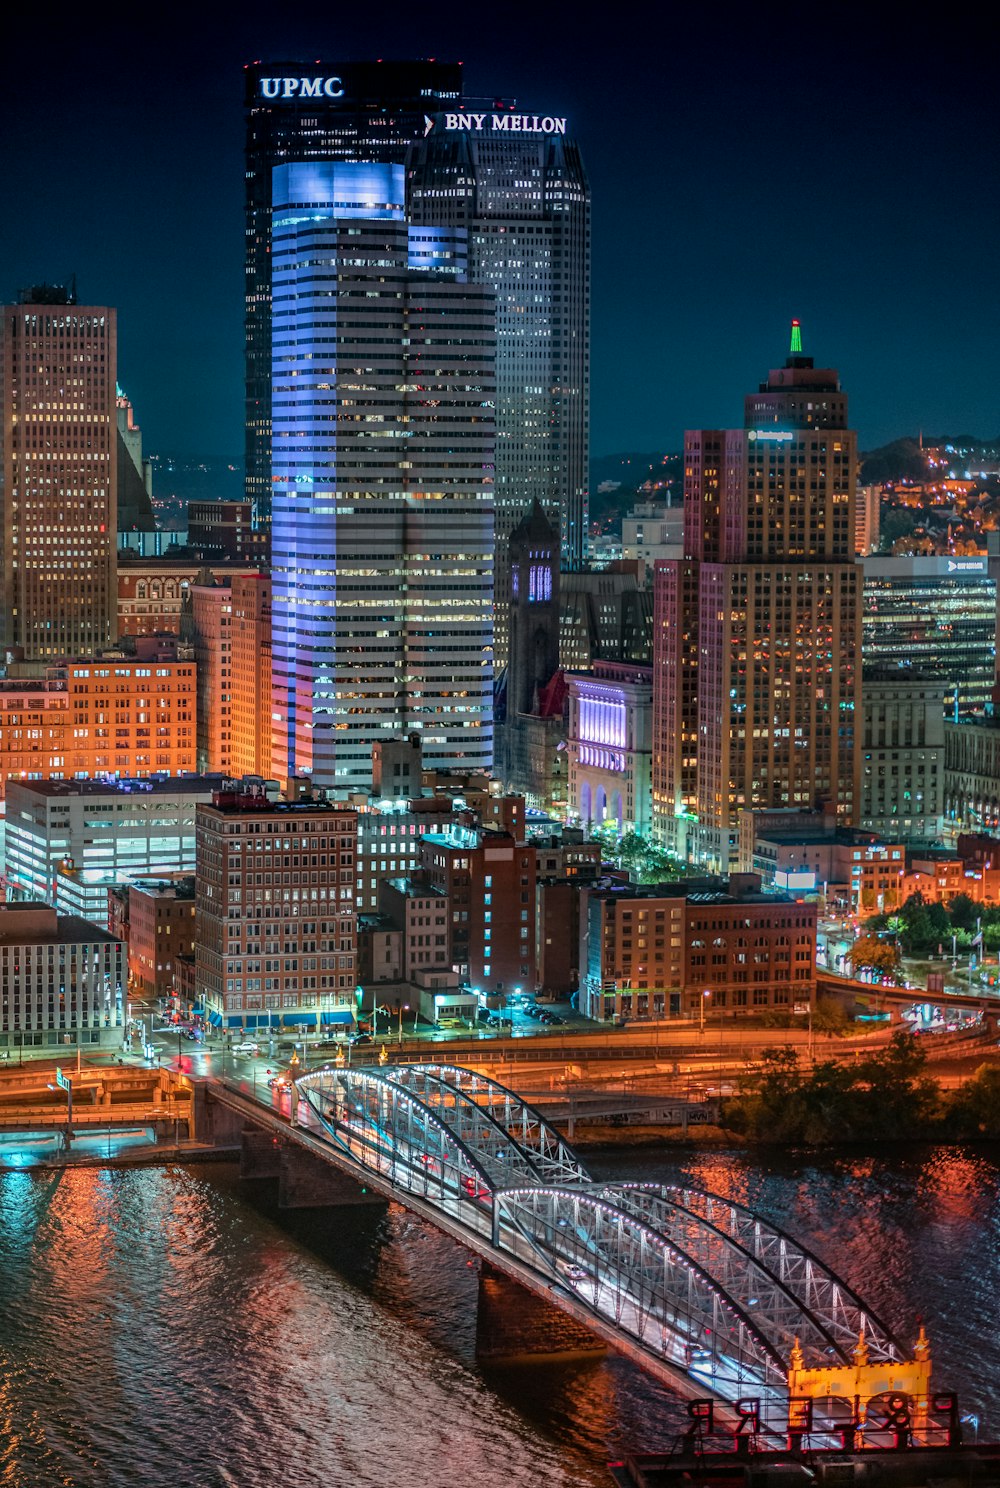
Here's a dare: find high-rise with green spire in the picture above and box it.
[652,327,861,870]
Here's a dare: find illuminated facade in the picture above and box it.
[653,333,861,870]
[0,903,124,1055]
[230,573,273,780]
[270,161,495,792]
[5,775,219,927]
[567,662,652,835]
[183,582,232,775]
[244,59,464,525]
[863,553,996,715]
[0,650,196,805]
[409,112,591,665]
[0,287,118,658]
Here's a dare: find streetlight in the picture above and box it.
[397,1003,410,1047]
[699,988,711,1035]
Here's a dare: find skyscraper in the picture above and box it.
[408,108,591,666]
[269,161,495,793]
[653,328,861,870]
[0,285,118,658]
[243,59,464,526]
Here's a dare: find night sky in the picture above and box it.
[3,5,997,460]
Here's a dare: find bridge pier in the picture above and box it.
[276,1145,384,1210]
[240,1129,283,1180]
[475,1262,604,1363]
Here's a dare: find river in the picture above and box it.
[1,1143,997,1487]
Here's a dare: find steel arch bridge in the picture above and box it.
[293,1062,906,1409]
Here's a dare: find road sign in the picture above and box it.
[54,1067,70,1092]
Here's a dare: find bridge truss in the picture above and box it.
[293,1064,905,1405]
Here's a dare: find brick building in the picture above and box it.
[195,784,358,1034]
[126,877,197,1002]
[579,875,817,1023]
[419,827,536,995]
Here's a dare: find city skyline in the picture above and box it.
[2,8,997,462]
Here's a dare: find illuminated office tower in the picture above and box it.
[408,109,591,667]
[244,60,464,525]
[270,161,495,792]
[653,328,861,870]
[0,285,117,658]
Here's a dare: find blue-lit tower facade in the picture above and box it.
[270,162,495,792]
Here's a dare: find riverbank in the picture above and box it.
[567,1123,741,1149]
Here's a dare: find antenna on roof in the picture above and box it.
[789,318,802,355]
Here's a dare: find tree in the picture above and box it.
[948,1065,1000,1139]
[948,893,978,932]
[811,996,849,1035]
[848,935,901,981]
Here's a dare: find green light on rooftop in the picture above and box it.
[790,319,802,355]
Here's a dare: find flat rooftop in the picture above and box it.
[6,775,226,800]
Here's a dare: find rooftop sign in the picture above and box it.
[260,76,345,99]
[428,112,567,136]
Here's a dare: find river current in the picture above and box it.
[1,1144,997,1487]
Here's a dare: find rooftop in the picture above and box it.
[0,903,119,946]
[6,774,226,800]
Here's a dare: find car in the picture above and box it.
[267,1074,290,1090]
[350,1032,374,1046]
[232,1041,260,1056]
[546,1014,566,1025]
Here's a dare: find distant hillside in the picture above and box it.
[590,451,675,492]
[860,434,1000,485]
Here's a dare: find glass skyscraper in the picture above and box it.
[407,110,591,667]
[269,162,495,792]
[244,60,464,526]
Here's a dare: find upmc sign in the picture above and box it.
[260,76,345,99]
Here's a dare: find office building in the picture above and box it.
[244,59,464,524]
[269,161,495,792]
[0,645,196,807]
[944,717,1000,834]
[5,775,222,927]
[194,783,358,1032]
[419,826,536,995]
[579,876,817,1024]
[621,500,684,581]
[863,553,996,715]
[115,387,155,534]
[117,553,258,637]
[230,573,273,780]
[652,329,862,870]
[187,501,267,564]
[408,107,591,665]
[567,661,653,836]
[183,581,232,775]
[0,902,125,1055]
[0,285,118,658]
[737,812,905,915]
[123,876,196,1002]
[860,671,946,842]
[560,564,653,671]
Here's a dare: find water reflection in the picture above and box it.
[0,1145,996,1486]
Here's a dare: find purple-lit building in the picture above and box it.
[567,661,652,836]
